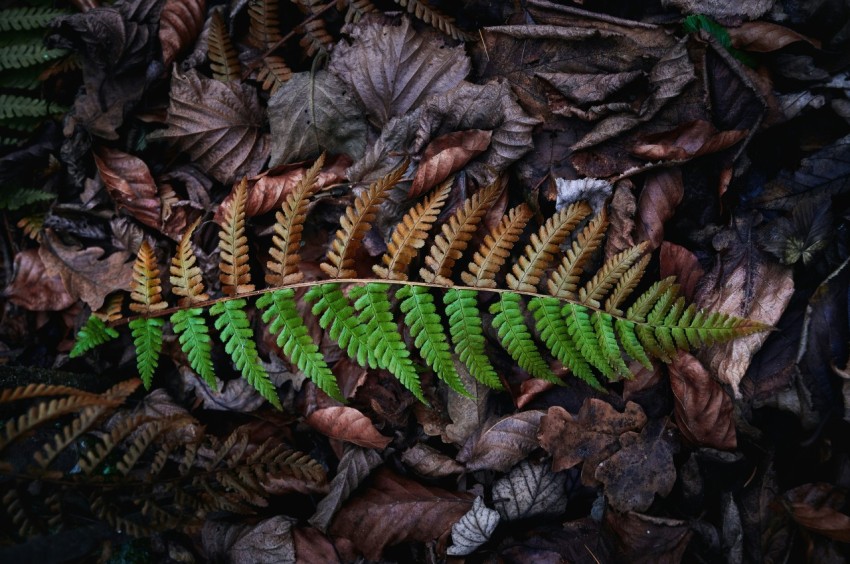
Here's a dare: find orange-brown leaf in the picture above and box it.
[4,249,74,312]
[93,147,161,232]
[129,241,168,313]
[462,203,532,288]
[159,0,206,67]
[306,406,392,449]
[728,21,821,52]
[669,352,736,450]
[634,168,683,251]
[786,483,850,543]
[218,178,254,295]
[170,219,208,305]
[631,120,748,162]
[410,130,492,198]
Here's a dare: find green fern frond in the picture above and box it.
[615,319,653,369]
[70,315,119,358]
[305,282,377,369]
[171,308,216,389]
[591,311,631,378]
[130,317,164,389]
[0,7,68,31]
[562,303,616,380]
[1,66,43,90]
[0,94,61,119]
[0,187,54,210]
[0,41,66,70]
[528,297,599,389]
[491,293,556,382]
[444,288,501,389]
[258,289,344,401]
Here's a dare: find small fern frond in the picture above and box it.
[605,254,650,315]
[258,288,344,401]
[444,288,501,389]
[0,7,67,31]
[391,0,472,41]
[267,154,325,286]
[171,308,216,389]
[528,297,600,389]
[462,203,532,289]
[70,315,119,358]
[420,180,502,285]
[208,10,241,82]
[491,293,557,382]
[579,243,648,309]
[0,41,66,71]
[0,187,54,210]
[0,94,59,119]
[256,55,292,93]
[321,161,407,279]
[562,303,616,380]
[248,0,282,48]
[547,210,609,299]
[345,0,377,23]
[373,179,451,280]
[591,311,631,378]
[305,283,377,369]
[219,178,254,295]
[130,241,168,314]
[170,219,209,305]
[130,317,164,388]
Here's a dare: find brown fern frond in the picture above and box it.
[16,213,44,241]
[0,382,99,403]
[605,253,651,315]
[461,203,533,289]
[219,178,254,295]
[298,19,334,56]
[345,0,377,22]
[4,488,39,537]
[170,219,209,305]
[95,293,125,323]
[208,10,240,82]
[392,0,472,41]
[507,201,591,293]
[34,406,105,469]
[419,179,503,285]
[320,161,408,279]
[130,241,168,313]
[373,179,451,280]
[546,210,609,298]
[579,242,648,309]
[248,0,282,49]
[90,495,153,538]
[116,416,194,476]
[80,413,149,475]
[267,154,325,286]
[256,55,292,93]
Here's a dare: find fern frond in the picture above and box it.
[615,319,653,369]
[345,0,377,23]
[591,311,631,378]
[130,317,164,388]
[219,178,254,295]
[508,201,591,293]
[547,210,609,299]
[0,7,68,31]
[211,299,280,408]
[491,293,556,382]
[70,315,119,358]
[373,179,451,280]
[420,180,502,285]
[298,19,333,56]
[248,0,282,49]
[267,154,325,286]
[391,0,472,41]
[171,307,216,389]
[528,297,600,389]
[0,41,66,70]
[462,203,532,289]
[605,254,650,315]
[305,282,377,368]
[562,303,616,380]
[34,406,104,469]
[258,288,344,401]
[350,282,425,402]
[130,241,168,314]
[0,187,54,210]
[321,161,407,279]
[170,219,209,305]
[444,288,501,388]
[16,213,45,240]
[579,243,648,309]
[79,413,148,475]
[0,94,58,119]
[397,284,467,396]
[208,10,241,82]
[256,55,292,93]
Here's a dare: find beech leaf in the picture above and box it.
[306,406,392,449]
[458,410,545,472]
[309,445,383,532]
[410,129,492,198]
[401,443,464,478]
[158,0,206,67]
[634,168,684,251]
[93,146,161,232]
[492,460,568,521]
[203,516,296,564]
[670,352,737,450]
[447,497,500,556]
[631,119,748,162]
[4,249,74,311]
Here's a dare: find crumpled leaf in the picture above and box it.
[401,443,464,478]
[728,21,820,52]
[537,70,643,105]
[151,68,269,184]
[595,421,677,512]
[203,516,296,564]
[410,129,492,198]
[445,364,493,446]
[306,406,392,449]
[329,467,473,560]
[310,445,383,532]
[158,0,206,67]
[659,241,704,301]
[38,228,134,310]
[630,120,748,161]
[180,367,266,412]
[785,483,850,543]
[458,410,544,472]
[268,71,367,167]
[670,352,736,450]
[4,249,74,311]
[660,0,774,20]
[555,177,612,215]
[605,180,637,260]
[492,460,568,521]
[93,146,161,231]
[329,14,470,128]
[634,168,684,251]
[605,510,692,564]
[447,497,500,556]
[347,111,419,183]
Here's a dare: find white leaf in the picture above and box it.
[447,497,500,556]
[492,460,568,521]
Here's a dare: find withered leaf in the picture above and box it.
[446,364,493,446]
[728,21,821,52]
[151,68,269,184]
[410,129,492,198]
[631,120,748,162]
[659,241,704,302]
[492,460,568,521]
[329,14,470,128]
[670,352,736,450]
[595,421,677,512]
[555,177,612,215]
[309,445,383,532]
[447,497,500,556]
[203,516,296,564]
[605,511,692,564]
[4,249,75,311]
[604,180,637,261]
[180,367,265,412]
[458,410,545,472]
[93,146,161,231]
[401,443,464,478]
[537,70,643,105]
[306,406,392,449]
[158,0,206,67]
[329,468,473,560]
[785,483,850,543]
[268,71,367,167]
[634,168,684,251]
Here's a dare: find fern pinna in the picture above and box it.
[72,156,768,406]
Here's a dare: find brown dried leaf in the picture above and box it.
[669,352,736,450]
[492,460,568,521]
[292,527,340,564]
[93,147,161,231]
[4,249,74,311]
[159,0,206,67]
[515,379,555,409]
[151,68,269,184]
[605,511,692,564]
[631,120,748,161]
[785,483,850,543]
[728,21,821,53]
[410,129,492,198]
[445,364,493,446]
[662,0,773,20]
[180,367,265,412]
[202,516,296,564]
[401,443,464,478]
[458,410,545,472]
[634,168,684,251]
[537,70,643,105]
[659,241,704,302]
[306,406,392,449]
[310,445,383,532]
[329,467,473,560]
[604,179,637,261]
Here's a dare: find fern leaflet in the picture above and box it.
[70,316,119,358]
[305,283,377,369]
[444,288,500,389]
[491,293,556,382]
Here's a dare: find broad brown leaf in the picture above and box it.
[151,68,269,184]
[93,146,161,231]
[401,443,464,478]
[203,516,296,564]
[659,241,704,302]
[605,511,692,564]
[536,70,643,105]
[785,483,850,543]
[410,129,492,198]
[458,410,545,472]
[728,21,821,53]
[634,168,684,251]
[492,460,568,521]
[310,445,383,532]
[669,353,736,449]
[158,0,206,67]
[306,406,392,449]
[631,120,748,161]
[292,527,340,564]
[328,468,473,560]
[4,249,74,311]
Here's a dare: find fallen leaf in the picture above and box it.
[662,0,773,20]
[446,364,493,446]
[604,179,637,261]
[515,379,555,409]
[292,527,340,564]
[536,70,643,105]
[634,168,684,251]
[203,516,296,564]
[329,468,473,560]
[328,14,470,128]
[492,460,568,521]
[309,445,383,532]
[401,443,464,478]
[306,406,392,449]
[158,0,206,67]
[630,120,748,161]
[410,129,492,198]
[728,21,821,52]
[151,68,269,184]
[4,249,74,311]
[669,352,736,450]
[555,177,612,215]
[458,410,545,472]
[180,367,266,412]
[605,511,692,564]
[785,483,850,543]
[659,241,704,302]
[447,497,500,556]
[93,146,161,231]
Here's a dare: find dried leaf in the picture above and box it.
[537,70,643,105]
[306,406,392,449]
[631,120,748,161]
[785,483,850,543]
[93,147,161,231]
[728,21,820,52]
[446,364,493,446]
[180,367,266,412]
[492,460,568,521]
[159,0,206,67]
[151,68,269,184]
[605,511,692,564]
[310,445,383,532]
[292,527,340,564]
[555,177,612,215]
[268,71,367,166]
[401,443,464,478]
[4,249,74,311]
[604,179,637,261]
[410,129,492,198]
[661,0,774,20]
[447,497,500,556]
[203,516,296,564]
[634,168,684,251]
[329,14,470,128]
[458,410,544,472]
[670,352,736,450]
[659,241,704,302]
[329,468,473,560]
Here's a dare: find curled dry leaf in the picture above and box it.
[492,460,568,521]
[634,168,684,251]
[729,21,821,52]
[159,0,206,67]
[309,445,383,532]
[458,410,545,472]
[515,379,555,409]
[447,497,500,556]
[202,516,296,564]
[605,510,692,564]
[4,249,74,311]
[328,467,473,560]
[537,70,643,105]
[306,406,392,449]
[410,129,492,198]
[604,180,637,261]
[670,352,736,449]
[631,120,748,162]
[93,146,161,231]
[785,483,850,543]
[659,241,704,302]
[401,443,464,478]
[180,367,265,412]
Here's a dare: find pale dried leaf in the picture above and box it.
[447,497,500,556]
[537,70,643,105]
[410,129,492,197]
[459,410,544,472]
[310,445,382,532]
[492,460,568,521]
[4,249,74,311]
[203,516,296,564]
[446,363,493,446]
[180,367,266,412]
[306,406,392,449]
[661,0,775,21]
[401,443,464,478]
[555,177,612,215]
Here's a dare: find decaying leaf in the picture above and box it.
[785,483,850,543]
[634,168,684,251]
[445,364,493,446]
[447,497,500,556]
[458,410,544,472]
[310,445,383,532]
[604,180,637,260]
[630,120,748,162]
[670,352,736,450]
[181,367,266,412]
[605,510,692,564]
[410,129,492,198]
[4,249,74,311]
[659,241,704,301]
[159,0,206,67]
[306,407,392,450]
[203,516,296,564]
[555,177,612,215]
[537,70,643,105]
[401,443,464,478]
[93,146,161,232]
[492,460,568,521]
[728,21,820,53]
